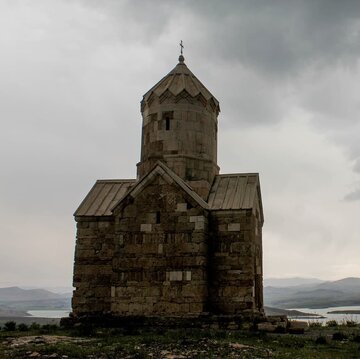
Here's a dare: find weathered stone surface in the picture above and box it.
[257,322,277,332]
[288,320,309,334]
[72,55,264,321]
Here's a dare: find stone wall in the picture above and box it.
[72,58,265,321]
[209,209,263,315]
[72,218,114,315]
[111,176,209,316]
[137,99,219,186]
[72,197,263,319]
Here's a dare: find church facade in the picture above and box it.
[72,53,264,321]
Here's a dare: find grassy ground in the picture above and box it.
[0,321,359,358]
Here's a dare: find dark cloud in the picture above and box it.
[78,0,360,76]
[184,0,360,77]
[76,1,360,130]
[1,0,360,285]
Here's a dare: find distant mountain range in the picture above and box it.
[264,306,320,317]
[21,286,73,295]
[264,277,360,309]
[0,286,71,314]
[0,286,70,301]
[264,277,325,288]
[1,277,360,317]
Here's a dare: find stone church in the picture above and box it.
[72,52,264,322]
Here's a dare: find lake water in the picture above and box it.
[27,306,360,323]
[28,310,70,318]
[289,306,360,324]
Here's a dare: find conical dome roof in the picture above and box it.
[142,56,220,114]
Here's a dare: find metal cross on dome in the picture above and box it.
[180,40,184,55]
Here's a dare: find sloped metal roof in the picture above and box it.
[142,59,220,111]
[75,172,263,219]
[208,174,261,211]
[74,180,135,217]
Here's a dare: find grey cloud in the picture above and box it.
[1,0,360,285]
[321,127,360,193]
[185,0,360,77]
[78,0,175,44]
[354,159,360,173]
[77,1,360,129]
[220,81,285,127]
[76,0,360,78]
[344,187,360,201]
[345,159,360,201]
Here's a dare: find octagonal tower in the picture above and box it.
[137,55,220,199]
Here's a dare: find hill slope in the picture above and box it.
[0,287,71,313]
[264,277,325,287]
[264,277,360,308]
[0,287,62,302]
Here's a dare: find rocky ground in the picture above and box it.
[1,325,360,358]
[1,335,272,358]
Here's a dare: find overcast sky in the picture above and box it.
[1,0,360,288]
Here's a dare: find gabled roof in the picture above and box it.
[142,58,220,114]
[74,169,263,220]
[111,161,210,212]
[74,179,135,217]
[208,173,264,221]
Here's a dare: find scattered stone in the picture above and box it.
[229,343,251,349]
[257,322,277,332]
[0,332,294,358]
[288,321,309,334]
[160,350,171,356]
[267,315,288,325]
[32,336,47,344]
[275,321,287,329]
[6,335,92,349]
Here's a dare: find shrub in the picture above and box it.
[309,321,322,328]
[352,335,360,343]
[18,323,29,332]
[29,322,41,330]
[4,321,16,331]
[40,324,58,334]
[332,332,348,341]
[71,323,96,337]
[315,336,328,345]
[274,325,287,333]
[326,320,338,327]
[345,320,357,327]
